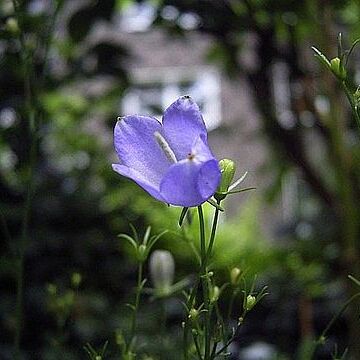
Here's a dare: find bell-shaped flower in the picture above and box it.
[112,96,221,207]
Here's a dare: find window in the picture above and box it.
[122,66,221,131]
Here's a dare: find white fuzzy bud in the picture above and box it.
[149,250,175,291]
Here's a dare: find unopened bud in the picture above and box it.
[149,250,174,292]
[137,244,147,262]
[210,286,220,303]
[245,295,256,311]
[319,335,326,344]
[115,329,125,346]
[188,308,199,322]
[5,18,19,34]
[71,272,82,288]
[354,87,360,106]
[330,57,346,80]
[230,267,242,286]
[215,159,236,201]
[47,283,57,295]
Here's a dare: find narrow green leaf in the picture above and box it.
[311,46,331,70]
[143,226,151,245]
[179,207,189,226]
[348,274,360,287]
[118,234,138,250]
[345,38,360,66]
[226,187,256,195]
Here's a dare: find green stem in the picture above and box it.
[128,262,143,351]
[227,291,237,324]
[198,206,210,360]
[184,204,221,360]
[160,299,166,360]
[12,1,37,356]
[192,332,203,360]
[307,292,360,359]
[205,201,220,262]
[341,81,360,132]
[0,208,12,249]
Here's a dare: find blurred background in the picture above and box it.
[1,0,360,359]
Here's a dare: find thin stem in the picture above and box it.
[198,205,210,360]
[12,1,37,356]
[192,333,203,360]
[159,299,166,360]
[227,291,238,324]
[341,81,360,132]
[205,202,220,262]
[184,204,221,360]
[0,208,12,248]
[128,262,143,351]
[307,292,360,359]
[320,292,360,341]
[14,138,36,359]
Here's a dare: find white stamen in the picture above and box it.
[154,131,177,163]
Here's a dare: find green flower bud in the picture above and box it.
[330,57,346,80]
[137,244,147,262]
[215,159,236,201]
[354,87,360,106]
[5,18,19,35]
[210,285,220,303]
[149,250,174,294]
[245,295,256,311]
[115,329,125,346]
[47,283,57,296]
[71,272,82,288]
[230,267,242,286]
[188,308,199,322]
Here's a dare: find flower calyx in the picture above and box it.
[245,295,256,311]
[330,57,347,81]
[214,159,254,203]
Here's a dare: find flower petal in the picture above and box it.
[112,164,165,202]
[160,159,220,207]
[114,115,170,186]
[162,96,207,160]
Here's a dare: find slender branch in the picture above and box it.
[0,208,12,248]
[341,81,360,132]
[198,206,211,360]
[205,202,220,262]
[128,262,143,351]
[307,292,360,359]
[12,1,37,357]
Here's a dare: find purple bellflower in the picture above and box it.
[112,96,221,207]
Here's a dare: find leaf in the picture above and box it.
[345,38,360,66]
[178,207,189,226]
[348,274,360,287]
[125,303,136,311]
[228,171,248,191]
[311,46,331,70]
[226,187,256,195]
[143,226,151,245]
[118,234,137,250]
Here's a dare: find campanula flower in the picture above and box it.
[112,96,221,207]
